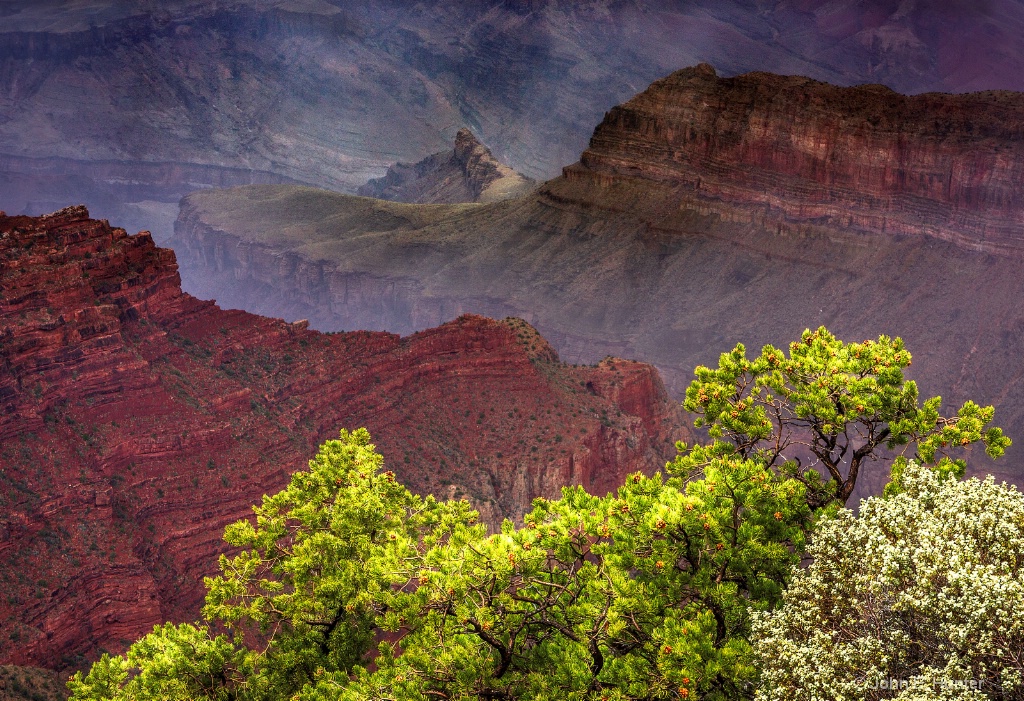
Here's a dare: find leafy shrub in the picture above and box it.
[754,462,1024,701]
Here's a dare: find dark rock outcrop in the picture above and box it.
[358,129,535,204]
[0,206,684,672]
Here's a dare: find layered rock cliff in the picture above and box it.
[572,63,1024,255]
[358,130,535,204]
[172,67,1024,497]
[0,207,684,672]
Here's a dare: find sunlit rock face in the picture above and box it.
[0,206,683,672]
[358,130,535,204]
[575,64,1024,255]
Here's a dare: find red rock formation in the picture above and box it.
[0,207,685,672]
[571,63,1024,255]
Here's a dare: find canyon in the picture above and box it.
[5,1,1024,240]
[0,207,684,673]
[6,1,1024,695]
[172,65,1024,496]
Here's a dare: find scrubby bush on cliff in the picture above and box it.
[68,328,1010,701]
[754,461,1024,701]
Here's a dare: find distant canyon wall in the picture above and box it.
[7,0,1024,246]
[573,64,1024,255]
[357,129,536,205]
[173,199,512,333]
[5,0,1024,193]
[0,155,305,243]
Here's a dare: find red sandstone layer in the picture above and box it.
[570,63,1024,255]
[0,206,684,672]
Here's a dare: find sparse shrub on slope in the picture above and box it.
[754,462,1024,701]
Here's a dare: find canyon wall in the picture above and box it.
[172,68,1024,498]
[7,0,1024,237]
[0,207,684,672]
[0,155,306,245]
[573,63,1024,255]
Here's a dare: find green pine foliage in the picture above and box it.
[679,327,1009,508]
[67,329,1011,701]
[69,430,807,701]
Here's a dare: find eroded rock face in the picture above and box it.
[0,207,684,672]
[7,0,1024,239]
[171,68,1024,500]
[358,129,535,204]
[574,64,1024,255]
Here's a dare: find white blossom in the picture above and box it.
[753,463,1024,701]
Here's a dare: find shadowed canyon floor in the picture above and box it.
[0,207,684,672]
[172,66,1024,495]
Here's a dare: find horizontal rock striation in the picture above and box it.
[0,207,684,672]
[7,0,1024,252]
[358,129,535,204]
[571,64,1024,255]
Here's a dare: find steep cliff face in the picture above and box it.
[357,129,535,204]
[172,68,1024,497]
[0,207,684,672]
[573,64,1024,255]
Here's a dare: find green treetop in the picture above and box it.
[677,326,1010,508]
[69,431,809,701]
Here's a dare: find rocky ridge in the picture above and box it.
[358,129,535,204]
[171,67,1024,494]
[0,207,684,672]
[573,63,1024,255]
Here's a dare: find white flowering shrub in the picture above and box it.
[753,462,1024,701]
